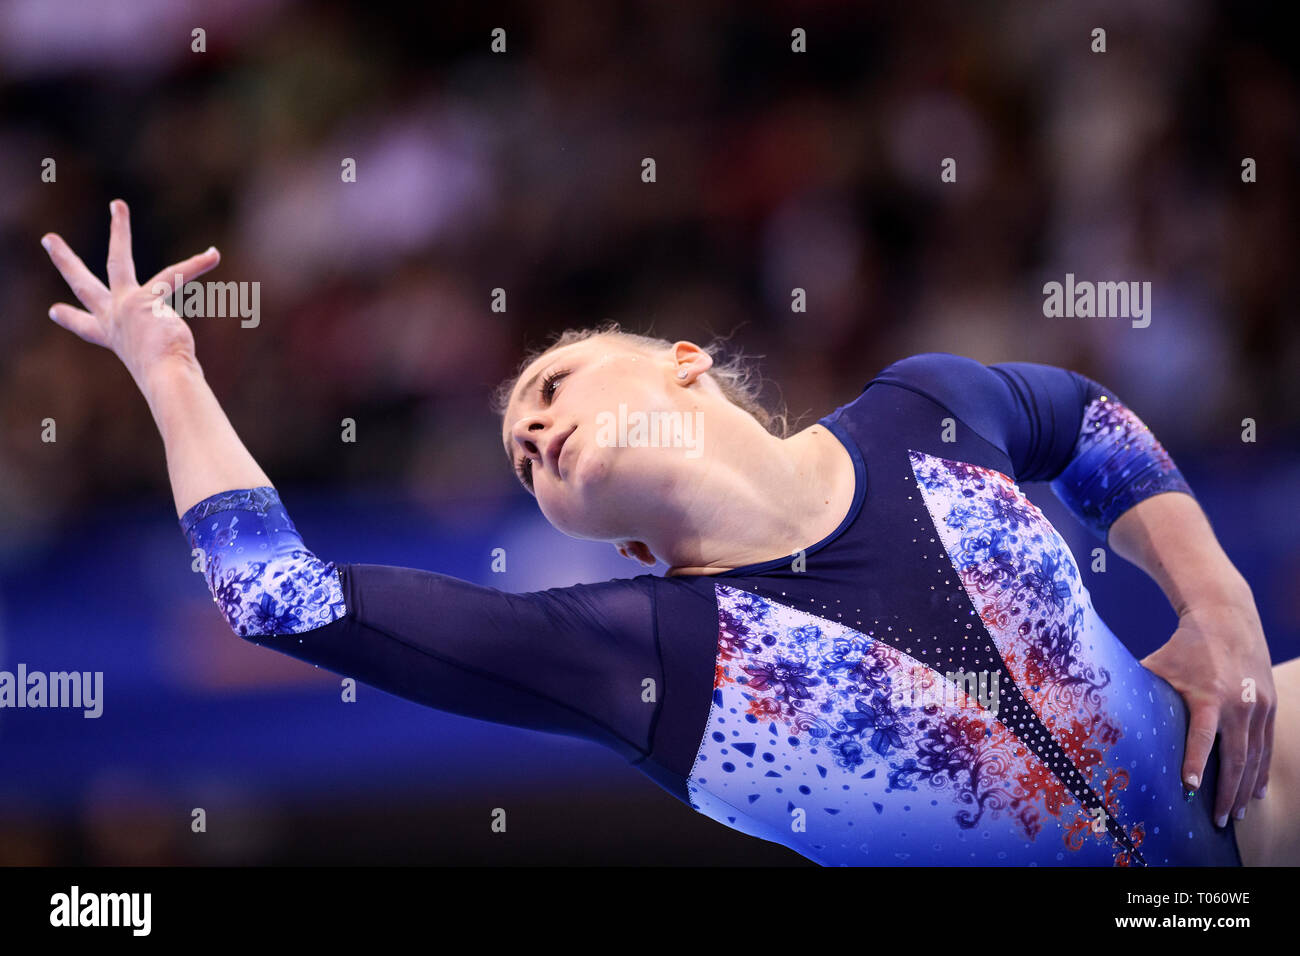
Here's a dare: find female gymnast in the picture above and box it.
[40,200,1299,866]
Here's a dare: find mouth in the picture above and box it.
[545,425,577,479]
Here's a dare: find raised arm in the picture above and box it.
[40,200,662,760]
[42,199,267,518]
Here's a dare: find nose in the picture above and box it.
[510,415,549,466]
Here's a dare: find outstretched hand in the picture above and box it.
[1140,598,1275,829]
[42,199,220,386]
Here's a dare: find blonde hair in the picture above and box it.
[491,321,790,438]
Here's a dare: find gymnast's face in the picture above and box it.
[501,336,713,549]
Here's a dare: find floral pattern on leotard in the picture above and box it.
[690,582,1139,865]
[1051,395,1192,541]
[180,487,347,638]
[909,450,1146,865]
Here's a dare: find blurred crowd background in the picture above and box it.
[0,0,1296,864]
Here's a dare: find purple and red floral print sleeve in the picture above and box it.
[1045,390,1194,542]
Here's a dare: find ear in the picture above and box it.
[615,540,658,567]
[671,340,713,384]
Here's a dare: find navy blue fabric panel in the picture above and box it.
[643,575,733,788]
[270,562,661,762]
[988,362,1100,482]
[868,351,1099,483]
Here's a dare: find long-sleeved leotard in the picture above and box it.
[179,352,1240,866]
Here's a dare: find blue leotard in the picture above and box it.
[179,352,1240,866]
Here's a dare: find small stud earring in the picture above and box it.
[677,369,689,379]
